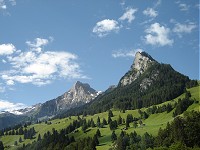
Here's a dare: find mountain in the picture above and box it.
[119,51,156,86]
[0,81,99,129]
[35,81,99,118]
[62,51,197,117]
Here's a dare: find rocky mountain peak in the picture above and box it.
[56,81,98,110]
[131,51,155,71]
[119,51,157,86]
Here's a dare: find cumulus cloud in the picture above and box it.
[119,7,138,23]
[173,22,196,34]
[112,49,143,58]
[0,38,86,86]
[144,22,173,46]
[26,38,49,53]
[93,19,121,37]
[0,100,26,112]
[143,8,158,18]
[0,43,16,55]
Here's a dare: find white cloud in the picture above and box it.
[179,3,190,11]
[0,0,16,10]
[119,7,138,23]
[6,80,14,85]
[145,22,173,46]
[0,38,86,86]
[0,100,26,112]
[26,38,49,53]
[93,19,121,37]
[173,22,196,34]
[2,59,6,63]
[0,43,16,55]
[112,49,143,58]
[143,8,158,17]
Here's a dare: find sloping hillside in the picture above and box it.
[0,85,199,150]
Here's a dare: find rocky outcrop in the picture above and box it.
[56,81,99,110]
[119,51,156,86]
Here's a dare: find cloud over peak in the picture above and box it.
[112,49,143,58]
[145,22,173,46]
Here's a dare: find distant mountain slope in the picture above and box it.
[0,81,99,129]
[35,81,99,118]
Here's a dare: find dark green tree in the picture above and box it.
[93,134,99,146]
[96,116,101,128]
[108,115,112,124]
[37,134,41,141]
[111,131,117,142]
[91,118,95,128]
[117,115,122,125]
[0,141,4,150]
[108,109,114,117]
[19,137,22,143]
[96,129,101,137]
[109,120,118,130]
[102,118,107,125]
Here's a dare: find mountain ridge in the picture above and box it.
[59,51,197,117]
[0,81,99,129]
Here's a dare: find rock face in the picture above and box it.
[35,81,99,118]
[56,81,99,110]
[119,51,156,86]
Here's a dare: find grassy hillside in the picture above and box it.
[1,86,199,150]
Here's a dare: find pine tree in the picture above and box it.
[91,118,95,128]
[111,131,117,142]
[0,141,4,150]
[19,137,22,143]
[96,116,101,128]
[102,118,107,125]
[96,129,101,137]
[108,109,113,117]
[93,134,99,146]
[37,134,41,141]
[117,115,122,125]
[108,116,112,124]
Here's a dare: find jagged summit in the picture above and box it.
[73,81,96,94]
[54,81,98,111]
[119,51,157,86]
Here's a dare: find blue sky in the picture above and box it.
[0,0,199,111]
